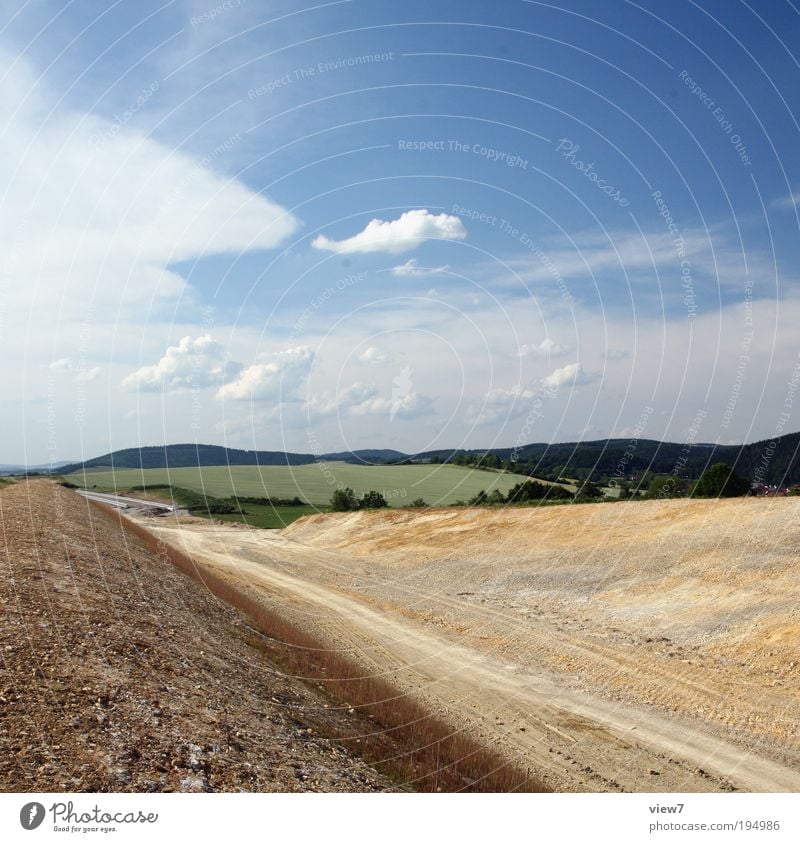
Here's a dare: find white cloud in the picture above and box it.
[47,358,102,382]
[48,358,74,371]
[391,258,449,277]
[465,365,599,426]
[604,348,630,361]
[542,362,598,389]
[122,334,235,392]
[503,227,778,293]
[519,338,570,357]
[309,379,433,420]
[216,346,313,401]
[359,346,390,366]
[76,366,102,383]
[465,384,539,425]
[312,209,466,255]
[0,49,299,389]
[771,190,800,210]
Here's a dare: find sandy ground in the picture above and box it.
[0,481,394,792]
[145,497,800,793]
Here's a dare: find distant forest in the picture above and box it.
[54,432,800,488]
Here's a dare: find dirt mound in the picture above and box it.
[270,498,800,788]
[285,499,800,656]
[0,480,392,792]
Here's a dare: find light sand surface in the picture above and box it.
[145,497,800,792]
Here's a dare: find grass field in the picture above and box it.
[67,462,530,507]
[197,503,328,529]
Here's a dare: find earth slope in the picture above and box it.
[0,480,392,792]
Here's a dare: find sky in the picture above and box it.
[3,0,800,464]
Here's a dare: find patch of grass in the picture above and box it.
[197,503,326,529]
[126,483,322,529]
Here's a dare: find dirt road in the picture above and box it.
[144,501,800,793]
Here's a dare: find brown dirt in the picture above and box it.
[0,480,396,793]
[145,497,800,793]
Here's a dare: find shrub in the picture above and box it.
[359,490,388,509]
[331,487,359,511]
[506,480,573,503]
[692,463,749,498]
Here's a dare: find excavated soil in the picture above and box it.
[0,480,394,793]
[146,497,800,793]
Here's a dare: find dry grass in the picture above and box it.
[102,504,547,792]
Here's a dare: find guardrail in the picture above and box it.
[75,489,174,512]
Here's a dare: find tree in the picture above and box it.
[506,480,573,503]
[409,497,427,508]
[645,475,690,499]
[360,490,388,509]
[692,463,749,498]
[575,481,604,501]
[468,489,488,505]
[331,487,359,511]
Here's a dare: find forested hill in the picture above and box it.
[59,444,315,473]
[57,444,410,474]
[417,431,800,486]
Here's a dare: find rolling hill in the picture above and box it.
[46,429,800,488]
[57,444,410,474]
[418,431,800,486]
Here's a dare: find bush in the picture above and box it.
[331,487,359,511]
[574,481,603,501]
[691,463,750,498]
[409,498,427,508]
[645,475,691,499]
[506,480,573,503]
[233,495,306,506]
[359,490,389,509]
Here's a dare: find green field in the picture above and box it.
[67,462,531,507]
[196,503,328,529]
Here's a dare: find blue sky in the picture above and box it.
[4,0,800,463]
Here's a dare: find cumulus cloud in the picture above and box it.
[391,258,450,277]
[122,334,235,392]
[519,338,570,357]
[216,346,314,401]
[359,346,390,366]
[542,363,599,389]
[47,358,102,381]
[465,384,539,425]
[75,366,102,383]
[48,358,74,371]
[309,379,433,420]
[312,209,466,255]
